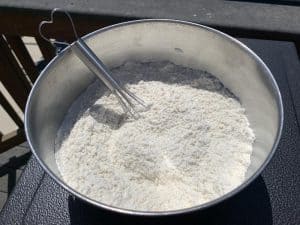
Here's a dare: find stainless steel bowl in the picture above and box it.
[25,19,283,216]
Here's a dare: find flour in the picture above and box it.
[55,61,255,211]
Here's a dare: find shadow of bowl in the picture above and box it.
[68,175,272,225]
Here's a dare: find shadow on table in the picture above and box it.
[68,175,272,225]
[0,152,31,195]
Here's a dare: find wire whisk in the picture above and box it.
[39,8,149,119]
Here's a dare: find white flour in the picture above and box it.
[55,61,255,211]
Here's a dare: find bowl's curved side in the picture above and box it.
[25,19,283,216]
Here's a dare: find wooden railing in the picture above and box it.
[0,9,122,152]
[1,8,299,153]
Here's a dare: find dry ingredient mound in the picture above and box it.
[55,61,255,211]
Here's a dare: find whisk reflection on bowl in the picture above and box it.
[39,8,149,119]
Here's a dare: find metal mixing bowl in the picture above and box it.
[25,19,283,216]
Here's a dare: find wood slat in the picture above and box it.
[35,37,56,62]
[1,9,300,47]
[0,36,30,110]
[0,36,31,90]
[0,92,23,128]
[5,35,39,82]
[0,10,118,39]
[0,129,25,153]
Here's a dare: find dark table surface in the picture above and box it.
[0,38,300,225]
[1,0,300,36]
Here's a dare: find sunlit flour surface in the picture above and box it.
[55,61,255,211]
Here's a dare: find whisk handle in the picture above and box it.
[71,38,120,92]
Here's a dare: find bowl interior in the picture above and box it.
[25,20,282,213]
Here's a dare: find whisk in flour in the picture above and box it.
[55,61,255,211]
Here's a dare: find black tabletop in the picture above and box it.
[0,38,300,225]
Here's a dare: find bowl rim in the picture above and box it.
[25,19,284,216]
